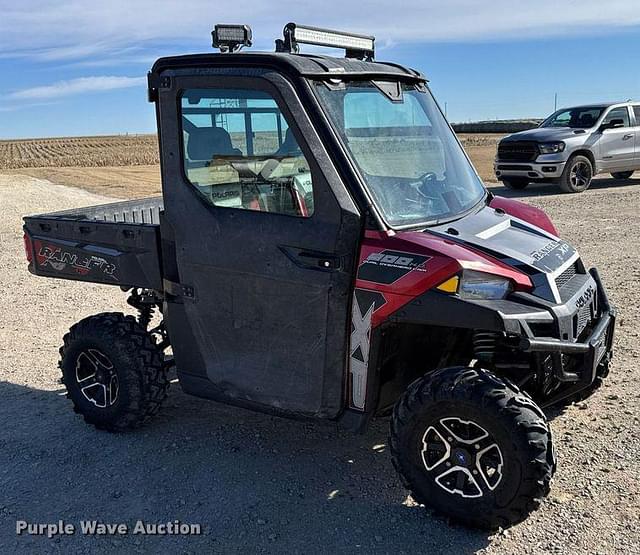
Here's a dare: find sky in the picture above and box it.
[0,0,639,139]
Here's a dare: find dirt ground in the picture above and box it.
[1,173,639,554]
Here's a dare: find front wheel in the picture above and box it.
[611,171,634,180]
[558,155,593,193]
[390,367,555,530]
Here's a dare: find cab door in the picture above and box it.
[155,68,362,418]
[597,106,636,171]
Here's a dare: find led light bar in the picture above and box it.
[278,22,375,60]
[212,24,252,53]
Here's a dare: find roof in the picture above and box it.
[558,101,634,110]
[150,51,426,82]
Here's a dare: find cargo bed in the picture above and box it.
[23,197,165,290]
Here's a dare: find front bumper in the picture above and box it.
[390,266,615,406]
[515,268,615,406]
[495,160,566,180]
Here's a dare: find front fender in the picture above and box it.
[388,290,553,335]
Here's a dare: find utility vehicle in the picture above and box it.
[495,101,640,193]
[23,23,615,530]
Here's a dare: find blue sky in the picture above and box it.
[1,0,638,139]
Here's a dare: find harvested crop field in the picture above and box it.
[0,135,159,169]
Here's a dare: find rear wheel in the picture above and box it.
[390,367,555,530]
[501,178,529,190]
[559,155,593,193]
[59,312,169,432]
[611,171,634,180]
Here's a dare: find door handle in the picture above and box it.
[278,245,342,272]
[622,134,633,140]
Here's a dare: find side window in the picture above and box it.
[633,106,640,126]
[181,88,314,217]
[602,107,630,127]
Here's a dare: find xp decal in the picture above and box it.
[530,239,574,272]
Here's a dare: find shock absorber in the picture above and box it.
[472,330,499,363]
[137,304,155,330]
[127,288,155,330]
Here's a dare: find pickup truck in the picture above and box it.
[23,23,616,530]
[495,101,640,192]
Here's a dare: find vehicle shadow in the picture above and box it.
[0,380,493,554]
[487,175,640,199]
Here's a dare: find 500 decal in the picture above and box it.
[358,250,432,285]
[36,244,118,280]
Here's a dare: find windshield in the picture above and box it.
[314,81,485,228]
[540,106,606,129]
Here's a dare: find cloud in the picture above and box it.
[0,1,639,63]
[9,76,146,100]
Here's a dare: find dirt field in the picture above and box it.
[1,167,639,553]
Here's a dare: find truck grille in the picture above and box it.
[555,263,577,289]
[497,141,539,162]
[574,302,594,338]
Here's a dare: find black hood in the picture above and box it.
[428,205,579,303]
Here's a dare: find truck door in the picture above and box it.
[632,105,640,166]
[597,106,635,171]
[154,69,362,418]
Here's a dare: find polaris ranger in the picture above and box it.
[23,23,615,529]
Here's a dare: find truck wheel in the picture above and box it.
[558,155,593,193]
[501,178,529,190]
[59,312,169,432]
[610,171,634,180]
[390,367,555,530]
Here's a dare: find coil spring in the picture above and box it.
[472,330,499,362]
[138,305,155,330]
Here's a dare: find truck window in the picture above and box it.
[180,89,314,217]
[602,107,630,127]
[540,106,605,129]
[634,106,640,125]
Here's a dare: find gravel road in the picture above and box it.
[1,174,638,554]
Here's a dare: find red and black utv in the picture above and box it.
[23,23,615,529]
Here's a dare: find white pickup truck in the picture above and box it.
[495,101,640,192]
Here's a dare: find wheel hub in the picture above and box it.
[570,161,592,188]
[421,417,504,499]
[75,348,119,408]
[452,447,471,467]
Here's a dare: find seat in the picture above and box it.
[186,126,242,166]
[578,113,595,128]
[276,127,302,157]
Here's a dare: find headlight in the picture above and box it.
[538,142,565,154]
[458,270,513,300]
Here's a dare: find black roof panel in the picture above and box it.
[150,51,425,82]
